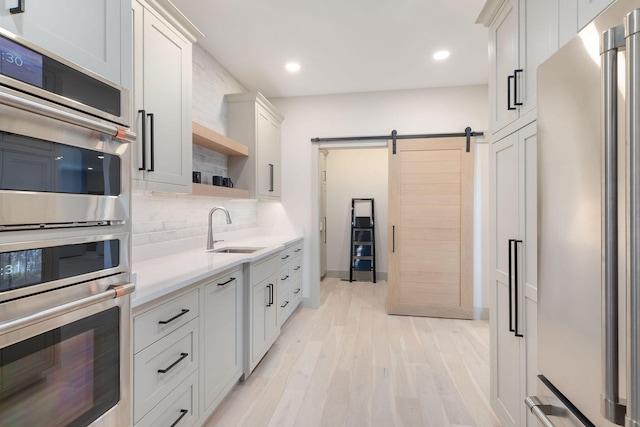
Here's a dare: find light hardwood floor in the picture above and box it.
[204,278,501,427]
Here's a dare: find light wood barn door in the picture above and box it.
[387,137,474,319]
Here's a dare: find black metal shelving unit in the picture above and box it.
[349,198,376,283]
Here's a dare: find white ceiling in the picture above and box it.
[169,0,489,98]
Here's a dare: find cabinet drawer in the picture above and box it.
[134,319,199,423]
[135,370,199,427]
[134,289,199,353]
[252,253,280,284]
[290,241,303,256]
[291,255,302,280]
[291,280,302,306]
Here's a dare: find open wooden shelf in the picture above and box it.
[192,122,249,157]
[191,183,249,199]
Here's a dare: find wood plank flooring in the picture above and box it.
[204,278,501,427]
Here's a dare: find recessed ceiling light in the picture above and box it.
[433,50,450,61]
[285,62,301,72]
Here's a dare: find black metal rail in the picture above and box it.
[310,127,484,154]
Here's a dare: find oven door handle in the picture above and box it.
[0,283,135,336]
[0,90,136,142]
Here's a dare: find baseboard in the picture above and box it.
[475,306,490,320]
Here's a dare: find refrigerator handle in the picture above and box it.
[514,239,523,337]
[626,12,640,427]
[601,24,626,426]
[508,239,515,333]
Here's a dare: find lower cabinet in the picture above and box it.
[278,241,303,327]
[202,270,243,414]
[247,255,280,375]
[133,266,243,427]
[490,123,538,426]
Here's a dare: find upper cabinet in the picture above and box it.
[227,92,284,201]
[0,0,131,87]
[578,0,615,29]
[132,0,202,194]
[478,0,558,136]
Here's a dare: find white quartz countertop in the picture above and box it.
[131,232,302,308]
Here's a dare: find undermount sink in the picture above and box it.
[209,247,264,254]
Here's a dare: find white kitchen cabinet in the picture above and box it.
[246,253,280,376]
[489,122,537,427]
[202,268,243,415]
[578,0,614,29]
[278,240,303,326]
[132,0,202,193]
[0,0,130,87]
[135,370,199,427]
[480,0,558,136]
[227,92,284,201]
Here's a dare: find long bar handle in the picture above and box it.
[269,164,274,192]
[158,309,189,325]
[0,283,135,336]
[157,352,189,374]
[514,239,523,337]
[392,225,396,253]
[218,277,236,286]
[507,74,516,110]
[0,89,135,141]
[626,12,640,426]
[508,239,515,333]
[601,24,626,426]
[10,0,24,14]
[147,112,155,172]
[170,410,189,427]
[138,110,147,171]
[525,397,555,427]
[514,69,523,106]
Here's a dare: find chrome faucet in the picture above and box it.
[207,206,232,250]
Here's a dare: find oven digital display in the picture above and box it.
[0,240,120,292]
[0,35,43,88]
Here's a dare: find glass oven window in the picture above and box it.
[0,307,120,427]
[0,131,121,195]
[0,240,120,292]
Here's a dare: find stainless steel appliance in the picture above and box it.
[532,0,640,425]
[0,29,134,427]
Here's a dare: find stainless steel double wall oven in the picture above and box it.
[0,28,135,427]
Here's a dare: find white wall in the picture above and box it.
[271,84,489,314]
[325,148,388,276]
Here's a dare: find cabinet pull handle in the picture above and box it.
[170,409,189,427]
[392,225,396,253]
[281,300,289,308]
[294,288,300,294]
[507,75,516,110]
[138,110,146,171]
[147,112,155,172]
[514,69,523,106]
[218,277,236,286]
[158,309,189,325]
[269,163,274,192]
[266,284,274,306]
[514,239,523,337]
[324,217,327,243]
[294,248,301,253]
[281,255,289,260]
[508,239,515,333]
[157,352,189,373]
[281,275,289,281]
[293,266,301,271]
[10,0,24,14]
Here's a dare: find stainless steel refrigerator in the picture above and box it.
[533,0,640,425]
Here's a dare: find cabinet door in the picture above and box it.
[257,107,281,199]
[519,0,558,119]
[133,2,191,191]
[0,0,125,85]
[578,0,615,29]
[490,0,519,133]
[490,132,522,427]
[203,275,242,411]
[251,279,269,364]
